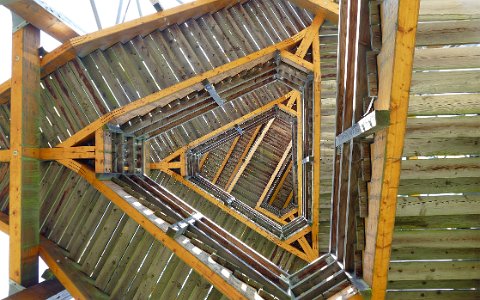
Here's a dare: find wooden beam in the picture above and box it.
[227,119,275,193]
[282,191,294,209]
[22,146,96,160]
[256,141,292,208]
[4,279,64,300]
[269,161,293,206]
[212,136,239,184]
[9,24,41,288]
[297,90,304,219]
[363,0,421,298]
[311,30,321,255]
[57,31,305,147]
[162,168,311,262]
[287,0,339,23]
[280,50,315,73]
[296,14,325,58]
[224,126,262,189]
[39,237,108,299]
[1,0,83,42]
[58,159,257,299]
[198,152,209,169]
[0,149,9,162]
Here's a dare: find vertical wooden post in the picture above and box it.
[9,22,41,287]
[311,32,321,255]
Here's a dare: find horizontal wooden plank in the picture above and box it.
[400,157,480,179]
[413,46,480,70]
[388,279,480,290]
[411,70,480,94]
[392,229,480,248]
[416,19,480,46]
[403,137,480,156]
[388,260,480,281]
[4,279,64,300]
[408,93,480,116]
[418,0,480,21]
[391,247,480,260]
[396,194,480,216]
[386,290,480,300]
[399,177,480,195]
[405,116,480,139]
[395,214,480,229]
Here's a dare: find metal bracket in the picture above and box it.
[11,12,28,33]
[302,156,313,165]
[203,79,225,107]
[166,213,203,238]
[234,125,243,135]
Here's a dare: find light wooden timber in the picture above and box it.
[255,207,288,225]
[278,104,298,117]
[57,159,257,299]
[57,32,306,148]
[311,27,321,255]
[269,161,293,206]
[1,0,83,42]
[198,152,209,169]
[362,0,421,299]
[0,150,9,162]
[282,191,294,209]
[281,208,298,221]
[256,141,293,208]
[224,126,262,189]
[225,118,274,194]
[22,147,96,160]
[287,215,317,261]
[288,0,339,23]
[161,168,311,262]
[212,136,240,184]
[280,50,315,73]
[296,86,303,224]
[9,24,41,288]
[296,14,325,58]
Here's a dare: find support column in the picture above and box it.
[9,20,41,288]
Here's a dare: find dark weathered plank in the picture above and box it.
[396,194,480,216]
[388,260,480,281]
[392,229,480,248]
[400,157,480,180]
[408,93,480,116]
[398,177,480,195]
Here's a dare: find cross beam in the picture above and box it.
[1,0,83,42]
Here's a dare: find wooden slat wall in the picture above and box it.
[37,162,218,299]
[387,0,480,298]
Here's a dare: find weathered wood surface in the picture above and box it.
[396,194,480,217]
[386,290,480,300]
[413,46,480,70]
[388,260,480,281]
[392,229,480,249]
[400,157,480,180]
[418,0,480,21]
[408,93,480,116]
